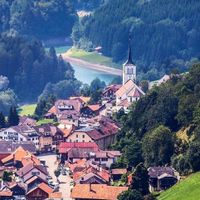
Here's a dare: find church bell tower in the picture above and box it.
[123,37,136,85]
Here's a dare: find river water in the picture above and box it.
[54,46,119,85]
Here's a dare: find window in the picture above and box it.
[102,158,108,162]
[82,135,85,138]
[95,158,100,161]
[76,134,78,138]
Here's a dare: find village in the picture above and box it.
[0,45,178,200]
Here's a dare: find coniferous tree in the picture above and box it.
[130,163,149,196]
[8,106,19,126]
[0,112,6,128]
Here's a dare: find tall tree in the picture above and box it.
[8,106,19,126]
[130,163,149,196]
[118,189,143,200]
[0,112,6,128]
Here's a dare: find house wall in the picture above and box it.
[66,132,93,143]
[26,188,48,200]
[39,136,53,152]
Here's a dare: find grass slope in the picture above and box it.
[158,173,200,200]
[18,104,37,116]
[66,48,120,68]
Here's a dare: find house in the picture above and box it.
[66,117,119,150]
[45,99,83,126]
[102,84,121,102]
[111,169,127,182]
[148,166,179,192]
[81,104,101,118]
[71,184,128,200]
[0,188,13,200]
[0,125,40,149]
[25,175,48,191]
[33,124,64,152]
[149,74,170,89]
[59,142,99,163]
[70,96,91,105]
[19,116,36,126]
[2,146,40,168]
[17,162,48,182]
[4,182,26,197]
[115,79,145,110]
[0,141,36,164]
[26,182,53,200]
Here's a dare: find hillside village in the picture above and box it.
[0,44,177,200]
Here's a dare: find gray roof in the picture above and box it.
[0,141,36,154]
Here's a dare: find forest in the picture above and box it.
[0,0,77,39]
[73,0,200,80]
[113,63,200,176]
[0,34,81,113]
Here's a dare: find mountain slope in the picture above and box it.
[73,0,200,80]
[158,173,200,200]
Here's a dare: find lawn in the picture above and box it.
[36,119,56,125]
[18,104,37,116]
[66,48,120,68]
[158,172,200,200]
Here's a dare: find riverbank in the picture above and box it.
[61,50,122,76]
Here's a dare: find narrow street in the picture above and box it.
[38,154,72,200]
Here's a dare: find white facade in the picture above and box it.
[123,63,136,85]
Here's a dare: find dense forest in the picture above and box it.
[113,63,200,176]
[0,0,77,39]
[70,0,107,10]
[0,34,80,112]
[73,0,200,80]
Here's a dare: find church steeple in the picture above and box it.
[124,35,134,65]
[123,36,137,85]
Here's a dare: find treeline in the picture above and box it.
[113,63,200,176]
[73,0,200,80]
[0,35,80,102]
[0,0,77,39]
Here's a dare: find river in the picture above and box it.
[53,46,119,85]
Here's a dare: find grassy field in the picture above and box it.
[18,104,37,116]
[66,48,120,68]
[36,119,56,125]
[158,173,200,200]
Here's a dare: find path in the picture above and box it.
[62,53,122,76]
[38,154,72,200]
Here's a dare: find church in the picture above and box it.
[115,39,145,110]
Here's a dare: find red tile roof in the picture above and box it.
[88,104,101,112]
[71,184,128,200]
[111,169,127,175]
[27,182,53,195]
[59,142,99,153]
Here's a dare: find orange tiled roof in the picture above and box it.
[70,96,91,104]
[71,184,128,200]
[27,182,53,195]
[49,192,62,199]
[88,104,101,112]
[2,146,40,166]
[0,190,13,197]
[48,106,56,114]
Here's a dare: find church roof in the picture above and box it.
[116,80,145,98]
[124,37,135,65]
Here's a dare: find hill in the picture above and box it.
[158,173,200,200]
[73,0,200,80]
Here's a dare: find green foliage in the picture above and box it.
[131,163,149,196]
[74,0,200,80]
[2,171,12,182]
[114,63,200,175]
[0,0,77,39]
[142,125,174,167]
[0,35,78,101]
[0,112,6,128]
[117,189,143,200]
[8,106,19,126]
[158,172,200,200]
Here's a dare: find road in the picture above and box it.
[38,154,72,200]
